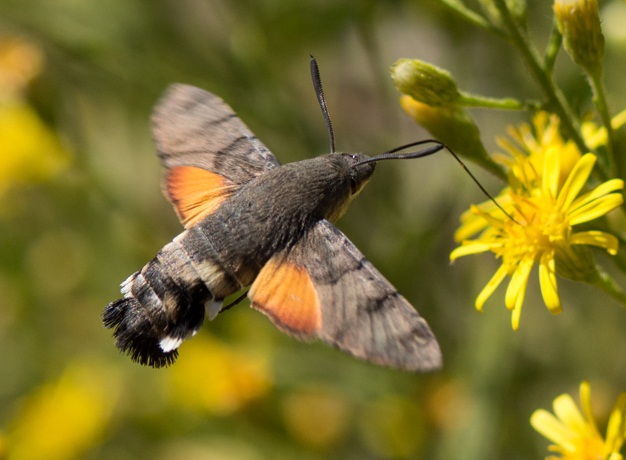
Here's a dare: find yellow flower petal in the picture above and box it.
[583,108,626,149]
[506,257,533,330]
[469,204,509,229]
[475,264,508,312]
[605,393,626,455]
[454,221,487,242]
[579,381,600,435]
[556,153,596,211]
[511,299,523,331]
[505,257,533,311]
[571,178,624,211]
[531,409,577,452]
[570,231,619,254]
[450,241,493,260]
[539,252,561,314]
[553,393,588,437]
[543,146,561,198]
[568,193,624,225]
[454,195,512,241]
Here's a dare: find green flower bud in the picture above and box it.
[554,0,604,74]
[391,59,461,107]
[400,95,504,178]
[554,244,598,282]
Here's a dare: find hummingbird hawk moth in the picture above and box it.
[103,58,443,372]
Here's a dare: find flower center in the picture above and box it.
[494,192,570,273]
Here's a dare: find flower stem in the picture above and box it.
[543,22,562,76]
[438,0,503,36]
[459,92,536,110]
[591,269,626,308]
[587,66,619,178]
[491,0,589,161]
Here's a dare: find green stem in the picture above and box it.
[438,0,503,35]
[587,66,619,177]
[591,269,626,308]
[459,92,536,110]
[543,22,562,77]
[491,0,589,159]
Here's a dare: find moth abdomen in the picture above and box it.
[175,225,254,293]
[104,245,214,368]
[103,297,179,367]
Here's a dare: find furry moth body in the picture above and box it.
[103,83,442,372]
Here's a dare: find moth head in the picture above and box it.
[322,153,375,223]
[344,153,376,196]
[310,57,511,225]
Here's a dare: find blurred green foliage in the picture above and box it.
[0,1,625,459]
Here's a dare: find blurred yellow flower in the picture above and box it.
[0,36,70,203]
[359,395,424,458]
[281,385,352,449]
[451,112,623,330]
[0,37,43,96]
[6,361,119,460]
[531,381,626,460]
[0,103,71,199]
[582,108,626,149]
[166,334,272,415]
[0,430,7,458]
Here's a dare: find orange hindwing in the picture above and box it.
[165,166,236,227]
[249,259,322,338]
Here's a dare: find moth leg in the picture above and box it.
[219,290,249,314]
[205,298,223,320]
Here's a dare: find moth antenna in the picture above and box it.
[355,140,519,225]
[310,55,336,154]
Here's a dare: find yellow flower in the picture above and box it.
[0,37,43,96]
[451,113,623,330]
[166,334,272,415]
[281,386,352,449]
[0,37,70,203]
[6,361,119,460]
[531,381,626,459]
[0,103,71,200]
[582,108,626,150]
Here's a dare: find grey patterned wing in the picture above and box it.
[152,84,280,185]
[253,219,442,372]
[310,221,442,371]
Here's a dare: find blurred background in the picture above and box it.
[1,1,626,459]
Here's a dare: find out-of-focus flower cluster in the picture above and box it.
[0,37,70,207]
